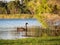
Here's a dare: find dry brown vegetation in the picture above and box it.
[0,14,33,19]
[43,13,60,21]
[48,0,60,5]
[41,13,60,26]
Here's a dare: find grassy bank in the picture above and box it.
[0,36,60,45]
[0,14,33,19]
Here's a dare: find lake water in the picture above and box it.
[0,19,41,39]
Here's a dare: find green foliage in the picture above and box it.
[0,36,60,45]
[0,0,59,14]
[35,0,51,28]
[0,7,6,14]
[7,1,21,14]
[35,0,52,14]
[25,0,52,28]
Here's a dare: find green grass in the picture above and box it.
[0,36,60,45]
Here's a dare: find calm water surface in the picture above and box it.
[0,19,41,39]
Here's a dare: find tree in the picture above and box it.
[0,7,6,14]
[35,0,52,28]
[26,0,51,28]
[0,1,7,14]
[7,1,21,14]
